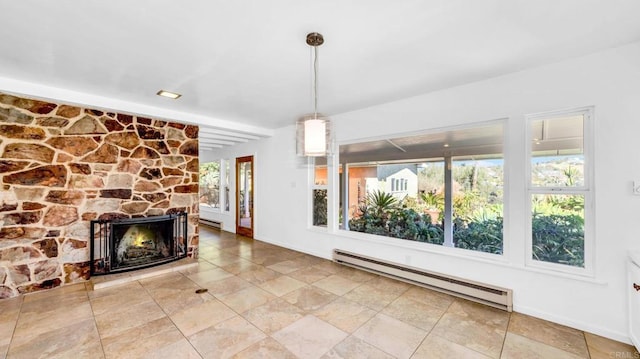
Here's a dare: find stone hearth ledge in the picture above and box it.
[88,257,198,290]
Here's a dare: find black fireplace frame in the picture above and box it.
[89,212,188,276]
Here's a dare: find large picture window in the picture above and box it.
[339,121,504,255]
[527,108,593,273]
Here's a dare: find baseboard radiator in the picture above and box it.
[333,249,513,312]
[199,218,222,229]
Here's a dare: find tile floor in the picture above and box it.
[1,226,638,358]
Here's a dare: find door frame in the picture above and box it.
[235,155,254,238]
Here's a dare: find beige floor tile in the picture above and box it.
[336,267,377,283]
[139,271,197,294]
[221,259,263,275]
[87,281,151,312]
[233,337,298,359]
[313,297,377,333]
[188,316,266,359]
[94,299,167,339]
[145,338,202,359]
[321,336,395,359]
[0,322,14,348]
[22,282,87,303]
[288,266,332,284]
[353,313,427,359]
[170,298,237,336]
[343,283,402,311]
[250,254,286,267]
[5,227,638,359]
[267,259,309,274]
[400,286,455,311]
[313,274,361,296]
[242,298,305,334]
[412,333,491,358]
[100,316,187,359]
[429,300,509,358]
[238,267,282,285]
[7,318,104,359]
[218,285,276,313]
[205,253,244,267]
[584,332,639,358]
[11,301,94,348]
[0,297,22,347]
[272,315,348,359]
[508,312,588,357]
[297,254,326,266]
[448,299,510,328]
[283,286,338,312]
[501,332,585,359]
[366,275,412,295]
[382,295,446,331]
[204,276,254,297]
[186,267,234,287]
[150,285,214,315]
[20,284,89,314]
[313,261,348,274]
[179,260,218,274]
[259,275,307,296]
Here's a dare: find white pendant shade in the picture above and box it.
[304,118,326,155]
[296,115,331,157]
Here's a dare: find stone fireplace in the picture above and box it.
[0,92,200,299]
[90,212,188,275]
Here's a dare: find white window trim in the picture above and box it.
[221,159,230,213]
[332,118,507,259]
[524,106,595,277]
[307,157,329,229]
[199,159,231,212]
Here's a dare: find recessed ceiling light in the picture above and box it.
[443,143,450,148]
[156,90,182,99]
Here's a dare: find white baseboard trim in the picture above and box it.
[255,235,331,261]
[515,304,631,345]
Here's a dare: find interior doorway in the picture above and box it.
[235,155,253,238]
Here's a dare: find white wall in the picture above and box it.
[201,41,640,343]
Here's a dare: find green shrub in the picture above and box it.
[453,217,503,254]
[532,213,584,267]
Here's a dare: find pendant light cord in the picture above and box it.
[313,44,319,119]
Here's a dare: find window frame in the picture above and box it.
[199,159,230,212]
[525,106,595,276]
[309,157,329,229]
[334,119,507,258]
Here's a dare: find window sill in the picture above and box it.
[334,228,508,263]
[330,228,606,285]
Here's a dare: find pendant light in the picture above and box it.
[296,32,332,157]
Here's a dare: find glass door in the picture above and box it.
[236,156,253,238]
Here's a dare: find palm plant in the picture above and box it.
[367,190,398,217]
[420,190,444,210]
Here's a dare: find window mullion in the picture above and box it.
[443,155,453,247]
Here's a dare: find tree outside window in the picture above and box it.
[199,161,220,208]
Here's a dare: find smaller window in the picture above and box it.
[312,157,328,227]
[527,107,593,273]
[199,161,221,208]
[223,160,230,212]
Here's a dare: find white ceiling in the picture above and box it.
[2,1,640,148]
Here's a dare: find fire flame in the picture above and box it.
[134,233,148,247]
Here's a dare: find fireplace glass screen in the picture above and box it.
[90,213,187,275]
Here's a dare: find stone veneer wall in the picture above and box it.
[0,92,199,299]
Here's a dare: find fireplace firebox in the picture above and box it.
[90,213,188,275]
